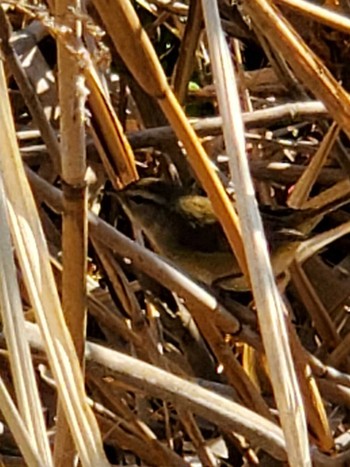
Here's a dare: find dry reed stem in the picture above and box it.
[24,320,288,461]
[53,0,89,463]
[202,1,311,464]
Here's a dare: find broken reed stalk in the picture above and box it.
[85,63,139,189]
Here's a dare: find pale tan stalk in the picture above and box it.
[201,1,311,465]
[296,220,350,264]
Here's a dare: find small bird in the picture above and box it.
[117,178,240,287]
[115,178,349,290]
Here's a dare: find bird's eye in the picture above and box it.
[129,195,146,205]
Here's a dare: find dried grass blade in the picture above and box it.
[286,323,334,451]
[0,8,61,174]
[297,220,350,264]
[0,377,43,467]
[302,179,350,210]
[0,174,53,465]
[288,123,340,208]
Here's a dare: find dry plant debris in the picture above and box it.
[2,0,350,465]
